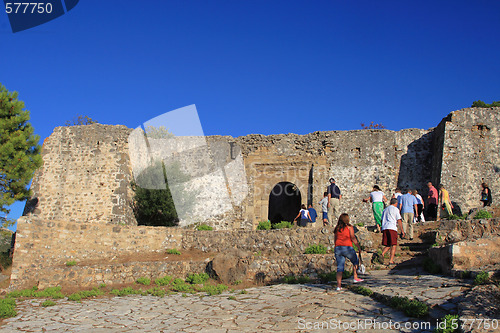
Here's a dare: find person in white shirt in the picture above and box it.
[318,192,329,226]
[380,198,405,265]
[363,185,387,233]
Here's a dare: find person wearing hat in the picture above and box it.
[327,177,342,222]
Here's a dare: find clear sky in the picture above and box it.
[1,0,500,226]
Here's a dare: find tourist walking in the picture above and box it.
[426,182,438,221]
[412,189,425,223]
[327,178,342,222]
[362,185,387,233]
[392,187,402,200]
[333,213,363,291]
[397,189,418,240]
[293,204,312,227]
[319,192,329,226]
[480,182,492,207]
[380,198,405,265]
[438,184,453,219]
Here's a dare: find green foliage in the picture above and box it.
[272,221,293,229]
[146,287,166,297]
[282,275,311,284]
[41,300,57,307]
[257,220,271,230]
[99,283,106,289]
[471,100,500,108]
[136,277,151,285]
[110,287,142,297]
[0,84,42,214]
[144,126,174,139]
[64,114,98,126]
[185,273,209,284]
[448,214,467,220]
[166,248,181,255]
[0,298,17,318]
[355,222,364,227]
[239,290,248,294]
[474,210,492,219]
[233,280,242,285]
[7,286,64,299]
[304,244,327,254]
[196,224,213,231]
[474,271,489,285]
[460,270,472,279]
[351,285,374,296]
[390,296,429,318]
[201,284,228,296]
[228,295,236,300]
[318,272,336,283]
[155,275,173,286]
[67,288,103,301]
[342,270,353,279]
[132,160,193,227]
[435,314,460,333]
[65,260,77,266]
[423,257,442,274]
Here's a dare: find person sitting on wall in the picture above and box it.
[293,204,312,227]
[307,204,317,227]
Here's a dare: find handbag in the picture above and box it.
[357,252,366,275]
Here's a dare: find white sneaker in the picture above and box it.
[336,287,342,291]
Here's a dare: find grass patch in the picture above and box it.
[166,249,181,255]
[201,284,228,296]
[435,314,460,333]
[136,277,151,285]
[350,285,374,296]
[65,260,77,266]
[474,271,489,285]
[239,290,248,294]
[282,275,311,284]
[110,286,142,297]
[228,295,236,300]
[257,220,271,230]
[155,275,173,286]
[67,288,104,301]
[304,244,327,254]
[7,286,64,299]
[474,210,493,219]
[41,300,57,307]
[272,221,293,229]
[390,296,429,318]
[186,273,210,285]
[196,224,213,231]
[423,257,442,274]
[0,298,17,318]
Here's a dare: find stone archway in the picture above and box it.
[268,182,301,224]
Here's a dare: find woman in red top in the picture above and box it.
[334,213,363,290]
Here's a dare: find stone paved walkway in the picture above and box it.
[0,269,478,332]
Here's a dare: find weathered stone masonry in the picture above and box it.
[11,107,500,289]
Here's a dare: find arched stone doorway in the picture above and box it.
[268,182,301,224]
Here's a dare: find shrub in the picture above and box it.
[7,286,64,299]
[110,287,141,297]
[186,273,209,284]
[435,314,460,333]
[474,210,492,219]
[99,283,106,289]
[41,300,57,307]
[201,284,228,296]
[65,260,77,266]
[155,275,173,286]
[257,220,271,230]
[0,298,17,318]
[272,221,292,229]
[166,248,181,255]
[196,224,213,231]
[351,286,373,296]
[67,288,103,301]
[474,271,489,285]
[471,100,500,108]
[390,296,428,318]
[146,287,166,297]
[304,244,327,254]
[136,277,151,285]
[423,257,442,274]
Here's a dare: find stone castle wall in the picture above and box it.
[22,107,500,229]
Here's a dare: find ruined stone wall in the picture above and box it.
[438,107,500,214]
[23,125,136,225]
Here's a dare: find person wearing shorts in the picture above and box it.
[380,198,405,265]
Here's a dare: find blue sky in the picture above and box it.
[2,0,500,227]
